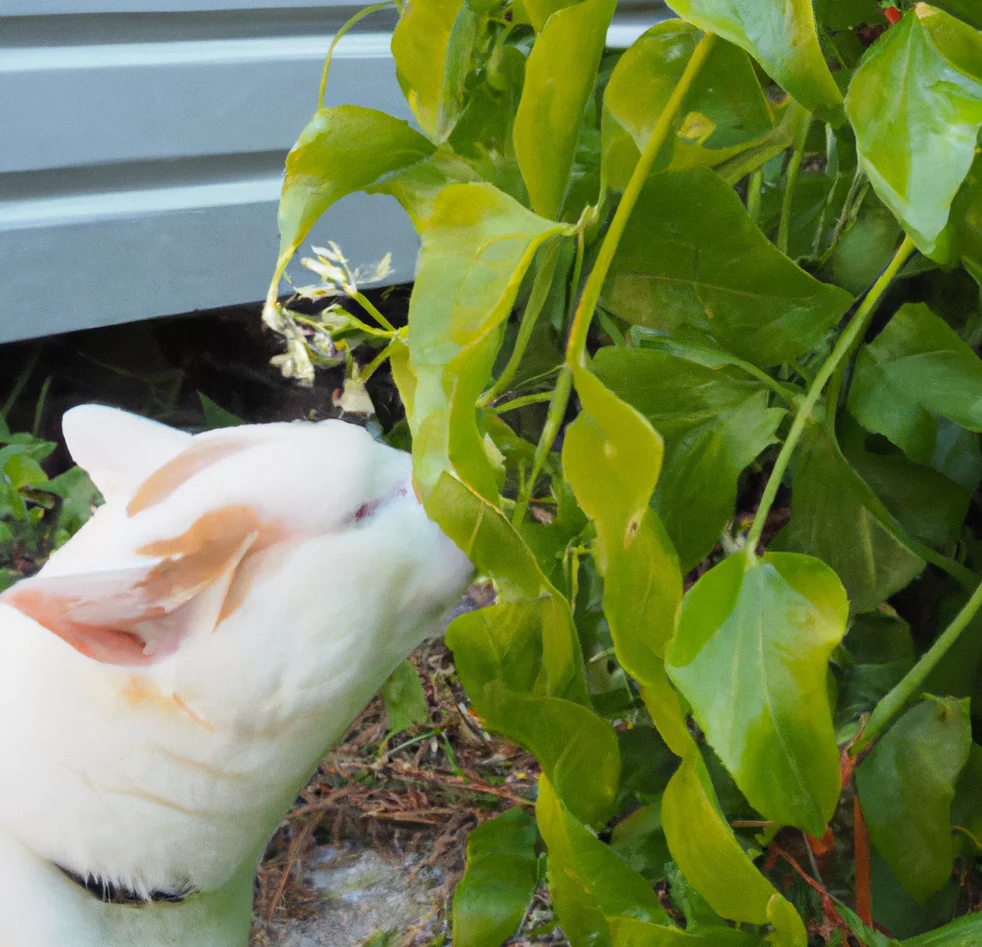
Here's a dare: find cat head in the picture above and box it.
[2,405,473,670]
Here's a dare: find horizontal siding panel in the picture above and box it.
[1,34,406,173]
[1,1,347,14]
[0,188,419,343]
[0,1,669,343]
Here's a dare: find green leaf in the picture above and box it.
[198,393,245,429]
[821,190,904,295]
[380,660,429,737]
[593,345,776,441]
[452,807,540,947]
[661,754,780,925]
[947,156,982,283]
[524,0,576,32]
[0,435,56,463]
[785,423,925,613]
[3,453,47,490]
[608,917,761,946]
[449,42,528,201]
[513,0,615,218]
[816,0,883,30]
[618,726,679,805]
[836,611,915,730]
[391,0,481,142]
[448,597,587,705]
[902,913,982,946]
[593,347,785,572]
[849,303,982,466]
[603,169,853,368]
[602,23,779,191]
[609,803,671,883]
[408,183,569,499]
[951,742,982,855]
[536,775,670,947]
[838,415,971,549]
[933,0,982,29]
[665,0,844,122]
[425,472,566,600]
[46,466,101,546]
[658,394,784,571]
[665,860,748,934]
[845,5,982,257]
[457,683,620,826]
[856,697,972,902]
[835,903,895,947]
[274,106,436,271]
[869,846,960,941]
[563,368,683,680]
[643,668,804,940]
[924,593,982,704]
[666,551,848,835]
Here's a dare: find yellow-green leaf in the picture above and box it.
[666,552,848,835]
[513,0,616,218]
[666,0,844,123]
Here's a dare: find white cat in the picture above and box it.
[0,405,472,946]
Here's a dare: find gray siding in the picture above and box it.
[0,1,667,344]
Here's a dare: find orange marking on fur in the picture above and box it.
[171,694,215,731]
[5,505,272,665]
[122,676,215,731]
[138,505,278,626]
[127,436,254,515]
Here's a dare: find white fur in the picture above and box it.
[0,408,472,947]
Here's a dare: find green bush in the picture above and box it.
[0,417,99,591]
[265,1,982,942]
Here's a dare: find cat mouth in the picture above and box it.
[352,483,410,524]
[54,862,196,905]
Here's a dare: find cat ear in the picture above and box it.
[2,506,263,665]
[62,405,193,505]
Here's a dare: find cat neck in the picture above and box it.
[0,828,255,947]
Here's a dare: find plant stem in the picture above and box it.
[817,167,867,269]
[717,101,810,187]
[510,229,586,526]
[360,339,398,381]
[32,376,52,438]
[777,113,812,256]
[746,168,764,225]
[319,2,393,109]
[744,235,917,553]
[733,360,802,409]
[512,365,572,527]
[565,32,718,368]
[481,241,561,406]
[852,575,982,755]
[493,392,556,414]
[512,25,716,528]
[352,291,396,332]
[1,347,40,420]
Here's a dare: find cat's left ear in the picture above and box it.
[63,405,192,505]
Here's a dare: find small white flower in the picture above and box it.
[300,256,347,289]
[333,377,375,416]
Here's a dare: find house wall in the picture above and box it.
[0,0,668,343]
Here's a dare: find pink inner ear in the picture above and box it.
[3,586,155,666]
[2,504,269,666]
